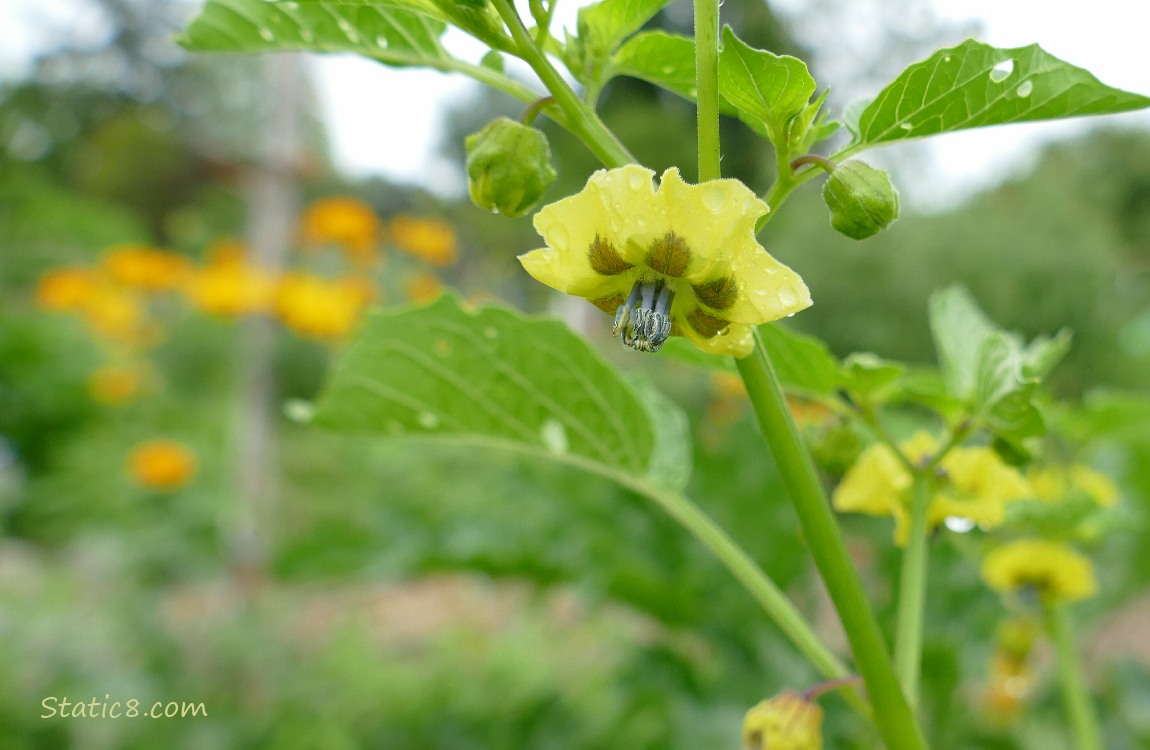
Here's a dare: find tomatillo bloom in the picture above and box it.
[742,690,823,750]
[981,539,1096,604]
[832,432,1031,545]
[519,165,811,357]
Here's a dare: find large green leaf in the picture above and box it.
[313,296,691,490]
[845,39,1150,149]
[178,0,449,66]
[578,0,674,56]
[611,31,698,101]
[929,284,997,401]
[717,26,816,138]
[279,0,512,50]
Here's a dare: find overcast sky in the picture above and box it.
[3,0,1150,206]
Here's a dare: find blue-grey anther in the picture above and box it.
[613,279,674,353]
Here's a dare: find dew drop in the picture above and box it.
[540,418,568,454]
[944,516,976,533]
[786,312,795,318]
[258,28,275,41]
[660,65,675,75]
[777,286,799,308]
[482,326,499,339]
[942,55,952,63]
[702,184,726,213]
[899,122,913,131]
[989,59,1014,82]
[628,171,648,190]
[299,29,314,42]
[376,35,388,48]
[282,399,314,423]
[1016,80,1033,97]
[417,412,440,429]
[337,18,360,42]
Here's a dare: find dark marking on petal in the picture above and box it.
[646,231,692,277]
[590,293,626,314]
[587,234,632,276]
[686,307,731,338]
[693,275,738,311]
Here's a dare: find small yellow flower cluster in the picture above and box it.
[126,439,197,491]
[182,240,277,317]
[981,539,1096,605]
[832,432,1031,545]
[273,273,375,340]
[1028,464,1118,507]
[87,363,150,405]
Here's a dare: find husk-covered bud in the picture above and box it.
[743,690,823,750]
[822,160,900,240]
[465,117,557,218]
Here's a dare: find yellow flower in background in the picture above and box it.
[832,432,1030,545]
[35,266,101,311]
[87,363,148,404]
[183,245,276,317]
[299,196,382,267]
[82,284,162,347]
[742,690,822,750]
[981,539,1096,604]
[274,273,374,340]
[127,440,197,491]
[404,272,443,304]
[519,165,810,357]
[1029,464,1119,507]
[101,244,191,292]
[390,214,459,267]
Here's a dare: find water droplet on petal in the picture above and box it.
[777,286,798,308]
[540,418,568,454]
[990,60,1014,82]
[258,28,275,41]
[628,171,648,190]
[702,184,727,213]
[417,412,440,429]
[1016,80,1033,97]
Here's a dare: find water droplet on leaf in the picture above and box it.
[417,412,440,429]
[990,60,1014,82]
[540,418,568,454]
[258,28,275,41]
[1016,80,1033,97]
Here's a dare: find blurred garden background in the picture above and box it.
[3,0,1150,748]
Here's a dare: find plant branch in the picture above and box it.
[693,0,721,181]
[1047,602,1103,750]
[894,470,933,709]
[736,328,929,750]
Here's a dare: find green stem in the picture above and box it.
[490,0,633,168]
[736,328,929,750]
[1047,603,1103,750]
[693,0,721,181]
[894,471,932,709]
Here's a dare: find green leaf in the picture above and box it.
[972,331,1027,413]
[313,296,691,490]
[1022,328,1072,380]
[179,0,449,66]
[840,352,904,403]
[845,39,1150,149]
[578,0,674,56]
[758,324,841,396]
[718,26,816,139]
[929,284,997,401]
[611,31,698,102]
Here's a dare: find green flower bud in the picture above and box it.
[822,160,900,240]
[465,118,557,218]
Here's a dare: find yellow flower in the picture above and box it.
[404,272,443,304]
[82,284,162,346]
[519,165,810,357]
[832,432,1031,545]
[299,196,382,267]
[183,246,276,317]
[1029,464,1119,507]
[101,244,191,292]
[742,690,822,750]
[87,364,148,404]
[390,215,459,267]
[127,440,197,491]
[35,267,101,311]
[981,539,1096,604]
[274,273,374,340]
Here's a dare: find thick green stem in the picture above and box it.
[693,0,721,181]
[1047,603,1103,750]
[894,471,932,709]
[490,0,633,168]
[736,328,929,750]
